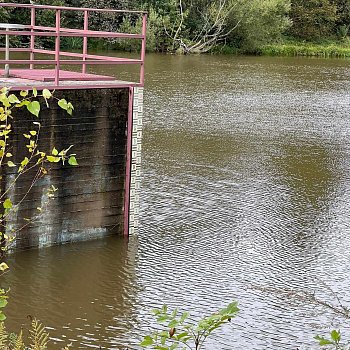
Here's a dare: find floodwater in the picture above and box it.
[4,54,350,349]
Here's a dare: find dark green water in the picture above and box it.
[4,54,350,349]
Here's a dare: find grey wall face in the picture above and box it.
[5,88,129,250]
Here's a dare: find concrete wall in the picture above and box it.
[5,88,134,250]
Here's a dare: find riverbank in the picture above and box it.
[212,38,350,58]
[258,41,350,58]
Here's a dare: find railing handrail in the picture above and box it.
[0,2,147,14]
[0,2,147,89]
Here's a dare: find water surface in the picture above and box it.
[5,54,350,349]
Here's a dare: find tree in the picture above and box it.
[289,0,338,40]
[331,0,350,38]
[226,0,291,52]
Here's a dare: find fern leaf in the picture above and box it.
[10,329,25,350]
[0,322,9,348]
[29,319,49,350]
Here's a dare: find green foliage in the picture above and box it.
[260,41,350,57]
[29,319,49,350]
[289,0,338,40]
[314,329,349,349]
[0,318,68,350]
[2,0,349,52]
[227,0,291,52]
[140,301,239,350]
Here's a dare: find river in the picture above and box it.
[4,54,350,349]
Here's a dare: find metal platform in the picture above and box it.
[0,68,116,82]
[0,2,147,89]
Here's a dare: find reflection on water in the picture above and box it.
[4,54,350,349]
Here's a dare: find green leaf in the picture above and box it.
[20,90,28,97]
[27,101,40,117]
[21,157,29,167]
[67,102,74,115]
[0,299,7,308]
[175,332,188,340]
[180,312,189,323]
[140,336,154,347]
[46,156,60,163]
[52,147,58,156]
[314,335,334,346]
[157,315,169,322]
[0,262,9,271]
[15,100,30,107]
[169,343,178,350]
[330,330,341,342]
[58,99,68,110]
[7,161,15,167]
[8,94,20,104]
[29,130,37,136]
[3,198,12,209]
[68,156,78,166]
[162,305,168,313]
[42,89,51,99]
[168,320,178,328]
[0,312,6,321]
[32,88,37,97]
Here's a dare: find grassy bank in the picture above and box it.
[258,40,350,58]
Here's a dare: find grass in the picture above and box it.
[258,39,350,58]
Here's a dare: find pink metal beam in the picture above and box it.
[32,25,145,40]
[0,84,142,91]
[32,49,142,63]
[0,48,31,52]
[140,14,147,85]
[0,3,147,14]
[30,7,35,69]
[0,29,144,39]
[82,10,88,74]
[55,9,61,85]
[0,59,142,64]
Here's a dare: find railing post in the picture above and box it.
[55,9,61,86]
[82,10,89,74]
[30,7,35,69]
[140,13,147,86]
[4,27,9,78]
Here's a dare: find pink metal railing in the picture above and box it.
[0,2,147,88]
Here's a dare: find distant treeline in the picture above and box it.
[1,0,349,53]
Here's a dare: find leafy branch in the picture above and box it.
[140,301,239,350]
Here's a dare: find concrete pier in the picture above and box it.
[5,87,143,250]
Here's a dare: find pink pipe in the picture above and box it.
[0,58,142,66]
[30,7,35,69]
[33,49,141,62]
[82,10,88,74]
[0,48,31,52]
[2,83,142,91]
[0,59,142,64]
[0,29,144,39]
[55,10,61,86]
[0,2,147,14]
[140,13,147,85]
